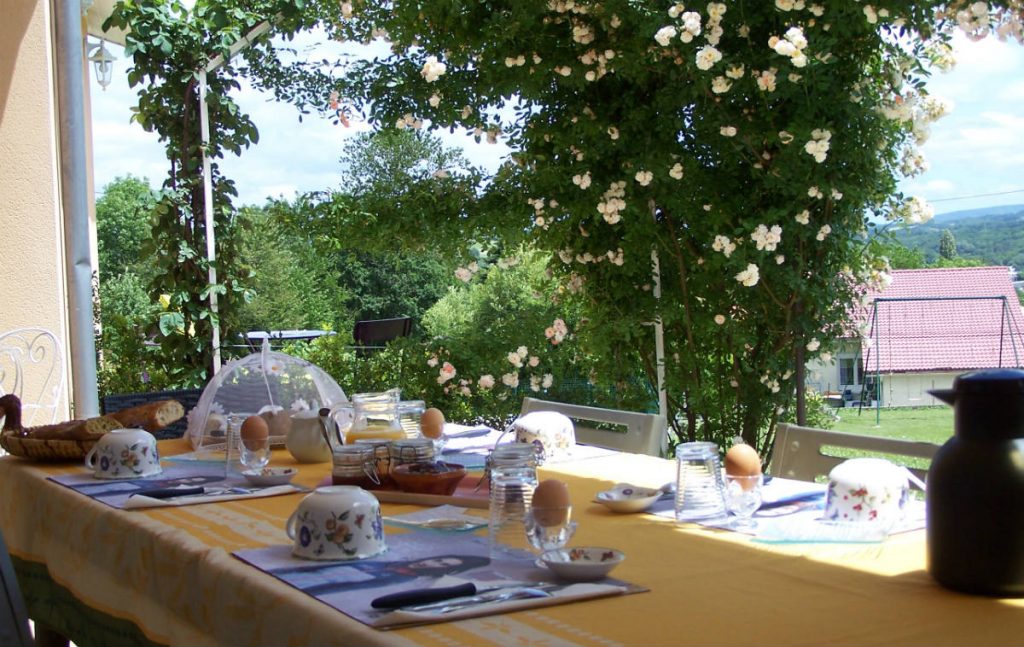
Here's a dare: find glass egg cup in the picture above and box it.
[525,505,577,552]
[723,474,763,531]
[240,436,271,472]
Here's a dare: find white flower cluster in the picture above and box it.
[704,3,727,46]
[769,27,809,68]
[635,170,653,186]
[572,171,592,190]
[669,163,684,179]
[655,25,677,47]
[437,362,457,385]
[751,224,783,251]
[863,5,891,24]
[712,234,737,257]
[720,125,737,137]
[478,374,495,390]
[755,68,777,92]
[545,318,569,345]
[807,185,823,199]
[774,0,806,10]
[597,181,627,224]
[711,76,732,94]
[803,128,832,163]
[794,209,810,225]
[420,56,447,83]
[579,48,615,81]
[898,196,935,224]
[735,263,760,287]
[714,314,726,325]
[760,374,781,393]
[815,224,832,241]
[548,0,589,15]
[504,54,527,67]
[395,113,423,130]
[696,45,723,71]
[806,338,821,352]
[340,2,353,18]
[957,1,992,40]
[454,261,480,282]
[572,20,595,44]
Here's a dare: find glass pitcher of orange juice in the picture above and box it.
[344,390,406,442]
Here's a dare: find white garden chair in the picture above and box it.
[0,328,66,429]
[520,396,668,457]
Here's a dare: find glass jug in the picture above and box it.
[345,390,405,443]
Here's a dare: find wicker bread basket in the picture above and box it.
[0,431,98,461]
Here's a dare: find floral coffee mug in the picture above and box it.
[824,458,911,527]
[286,486,387,560]
[84,428,162,479]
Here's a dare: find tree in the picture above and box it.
[939,229,958,260]
[95,175,156,277]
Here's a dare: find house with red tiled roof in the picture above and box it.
[807,266,1024,407]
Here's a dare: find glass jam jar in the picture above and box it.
[331,445,380,488]
[389,438,435,474]
[354,439,394,489]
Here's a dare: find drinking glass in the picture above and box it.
[240,434,271,472]
[723,474,763,531]
[525,505,576,552]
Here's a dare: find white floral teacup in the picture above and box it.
[84,428,162,479]
[286,486,387,560]
[510,411,576,464]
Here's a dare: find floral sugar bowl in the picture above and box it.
[286,486,386,560]
[824,458,910,527]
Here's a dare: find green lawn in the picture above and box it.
[830,405,954,445]
[817,405,954,473]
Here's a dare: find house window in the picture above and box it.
[839,356,862,386]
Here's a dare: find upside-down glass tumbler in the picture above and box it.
[675,441,726,521]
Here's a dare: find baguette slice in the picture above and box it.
[108,399,185,432]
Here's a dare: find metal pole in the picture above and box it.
[56,0,100,416]
[874,300,880,426]
[648,201,668,422]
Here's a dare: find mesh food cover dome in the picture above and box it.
[186,341,347,448]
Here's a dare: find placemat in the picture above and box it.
[234,530,645,629]
[48,464,304,509]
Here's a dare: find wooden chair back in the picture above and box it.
[520,397,668,456]
[770,422,940,486]
[352,317,413,355]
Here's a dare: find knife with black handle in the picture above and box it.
[131,486,206,499]
[371,582,478,609]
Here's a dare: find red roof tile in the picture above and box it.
[856,267,1024,373]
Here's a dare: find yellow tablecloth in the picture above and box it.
[2,440,1023,646]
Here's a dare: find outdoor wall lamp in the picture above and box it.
[88,38,115,90]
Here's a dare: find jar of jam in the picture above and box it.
[354,439,394,489]
[331,445,380,488]
[389,438,435,474]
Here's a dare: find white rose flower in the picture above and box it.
[735,263,761,287]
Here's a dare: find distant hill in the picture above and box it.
[895,204,1024,271]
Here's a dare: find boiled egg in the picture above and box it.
[531,479,571,526]
[724,442,762,490]
[240,415,269,450]
[421,407,445,439]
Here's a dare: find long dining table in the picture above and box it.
[2,437,1024,647]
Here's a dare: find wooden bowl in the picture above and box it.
[391,462,466,496]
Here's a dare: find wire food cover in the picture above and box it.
[185,341,347,448]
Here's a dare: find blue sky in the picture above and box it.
[90,33,1024,215]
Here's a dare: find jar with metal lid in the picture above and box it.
[389,438,435,473]
[331,445,380,489]
[354,439,394,489]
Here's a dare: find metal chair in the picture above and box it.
[0,529,33,647]
[0,328,65,428]
[352,317,413,356]
[520,396,668,456]
[770,422,940,486]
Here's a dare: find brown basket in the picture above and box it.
[0,431,98,461]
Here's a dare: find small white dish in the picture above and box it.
[540,547,625,582]
[242,467,297,487]
[595,483,662,513]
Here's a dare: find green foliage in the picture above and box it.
[232,205,348,335]
[938,229,957,260]
[96,273,170,394]
[896,208,1024,268]
[95,175,157,277]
